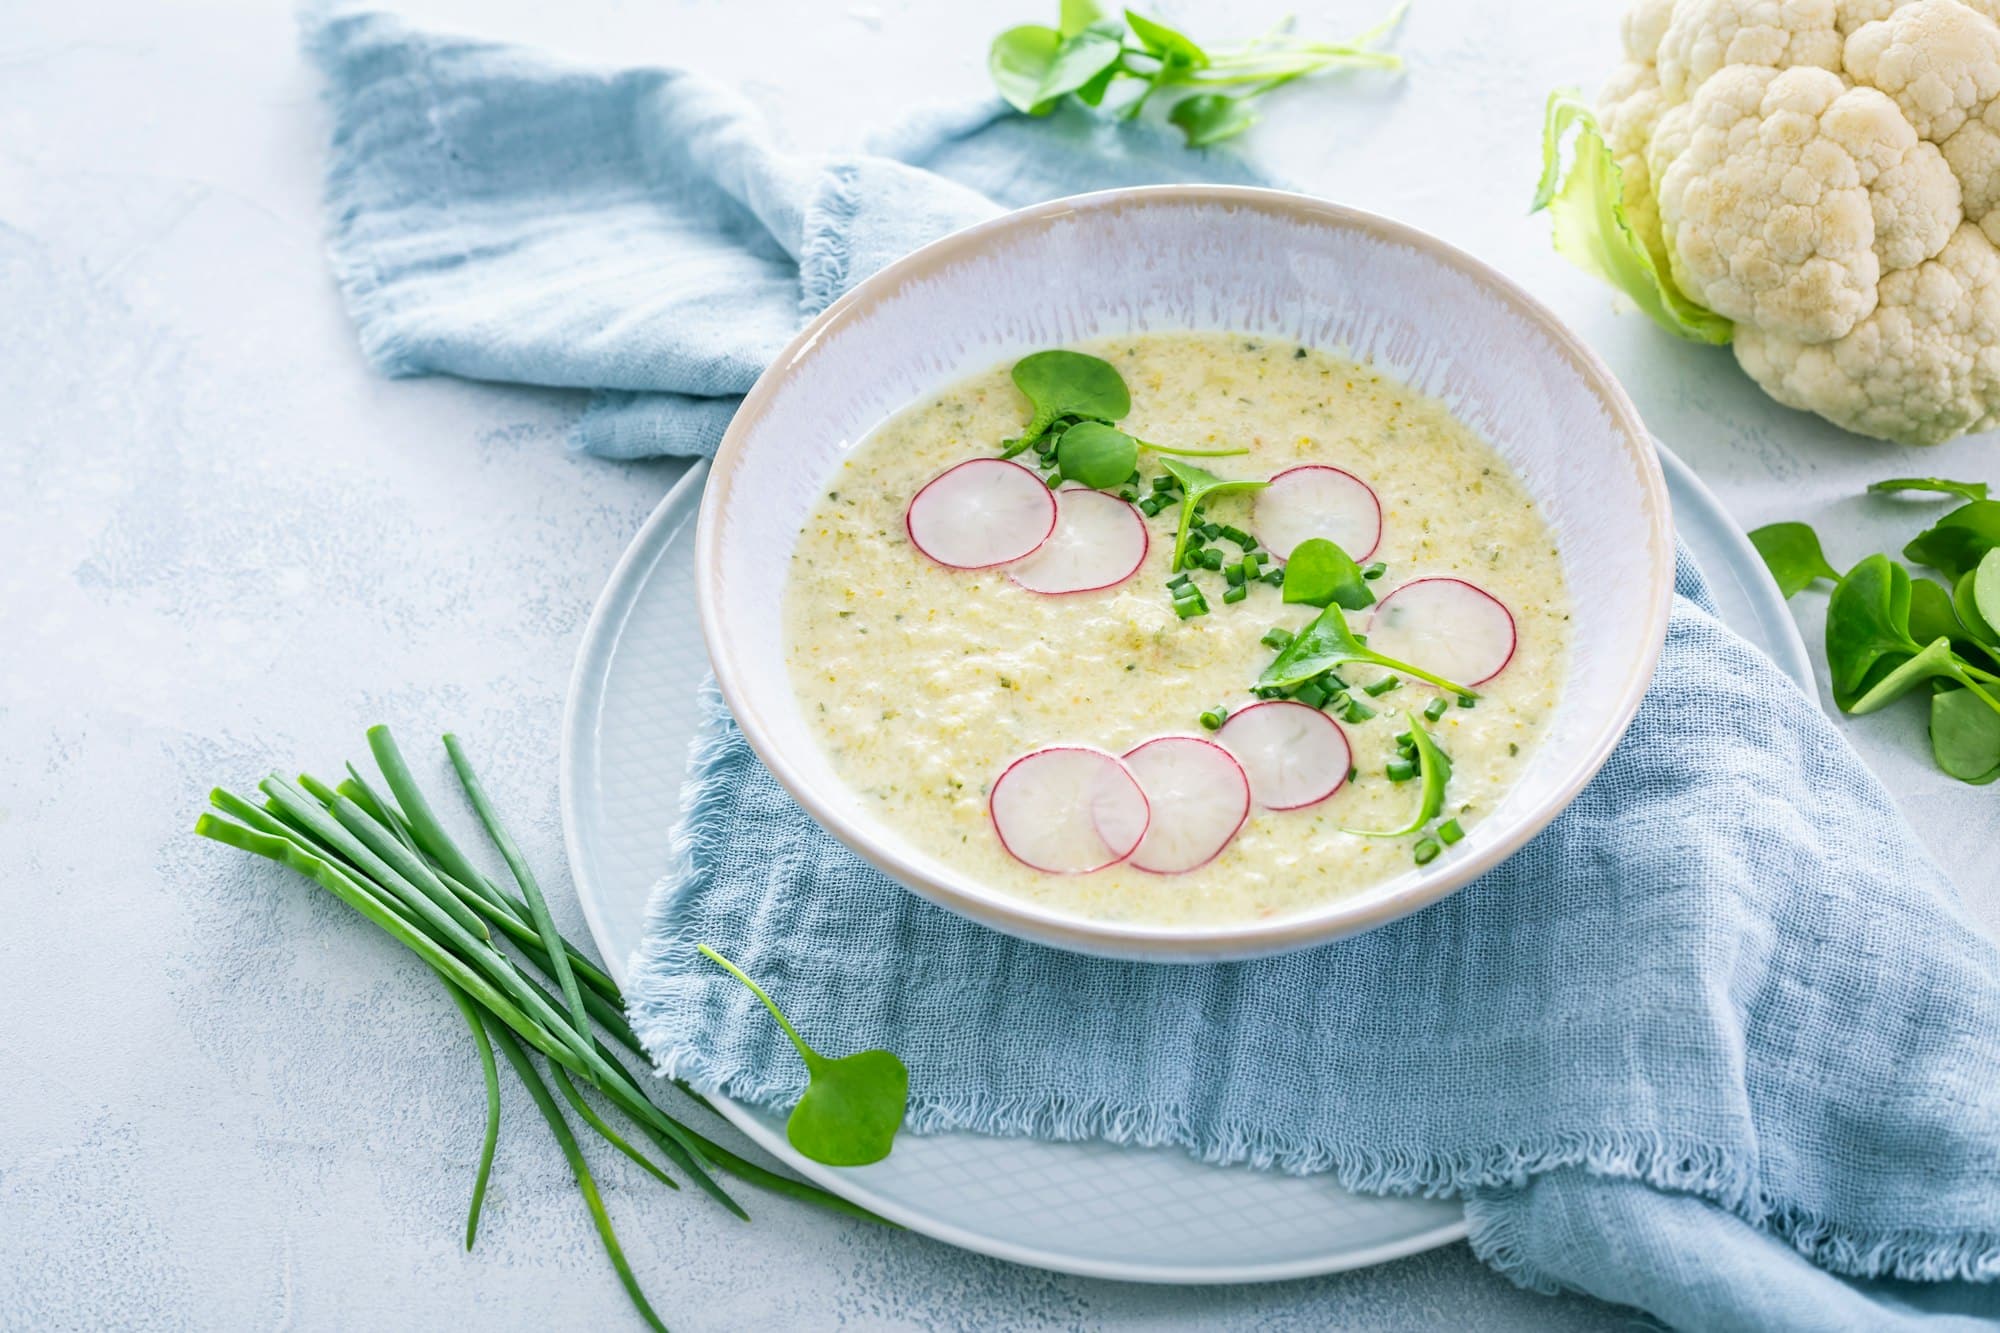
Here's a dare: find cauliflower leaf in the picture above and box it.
[1533,89,1733,346]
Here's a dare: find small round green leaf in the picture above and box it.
[1054,421,1141,490]
[786,1049,911,1167]
[991,25,1064,114]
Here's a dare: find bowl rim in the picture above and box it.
[696,184,1672,961]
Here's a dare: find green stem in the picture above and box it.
[1138,439,1249,458]
[439,978,502,1250]
[488,1027,668,1333]
[696,944,820,1071]
[551,1064,679,1191]
[443,733,594,1060]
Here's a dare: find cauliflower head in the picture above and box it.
[1558,0,2000,445]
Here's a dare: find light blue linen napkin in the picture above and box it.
[309,15,2000,1329]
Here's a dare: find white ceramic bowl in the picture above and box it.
[697,186,1672,962]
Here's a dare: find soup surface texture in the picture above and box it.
[783,332,1570,927]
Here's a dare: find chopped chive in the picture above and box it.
[1458,694,1477,708]
[1187,529,1207,550]
[1242,551,1263,579]
[1254,684,1288,700]
[1199,521,1222,540]
[1198,548,1225,571]
[1413,837,1441,865]
[1386,758,1417,782]
[1261,568,1285,587]
[1222,582,1248,604]
[1174,590,1210,619]
[1293,678,1330,709]
[1362,560,1388,580]
[1118,486,1139,502]
[1347,766,1359,781]
[1363,676,1401,697]
[1394,730,1414,748]
[1139,495,1168,517]
[1125,469,1142,484]
[1224,563,1247,587]
[1167,572,1193,590]
[1152,475,1177,493]
[1438,818,1465,845]
[1340,697,1376,724]
[1424,697,1450,722]
[1199,704,1229,730]
[1045,471,1062,489]
[1261,627,1295,650]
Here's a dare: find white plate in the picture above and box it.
[558,440,1812,1285]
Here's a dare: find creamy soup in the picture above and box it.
[783,332,1570,927]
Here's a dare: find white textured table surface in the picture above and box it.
[4,1,1994,1328]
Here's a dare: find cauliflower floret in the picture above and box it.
[1573,0,2000,442]
[1844,0,2000,142]
[1654,0,1845,105]
[1736,222,2000,441]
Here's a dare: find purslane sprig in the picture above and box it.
[196,726,894,1329]
[1752,480,2000,785]
[990,2,1408,147]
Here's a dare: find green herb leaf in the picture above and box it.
[1869,477,1991,503]
[1975,548,2000,644]
[1932,688,2000,784]
[1748,521,1840,599]
[1955,565,2000,647]
[1124,9,1208,65]
[1342,714,1452,838]
[1004,349,1132,453]
[697,945,909,1167]
[1060,0,1110,35]
[1055,420,1142,489]
[1168,92,1258,146]
[990,25,1066,113]
[1532,89,1732,345]
[1909,576,1974,656]
[1281,537,1375,610]
[1260,601,1476,698]
[1904,500,2000,581]
[1160,457,1269,572]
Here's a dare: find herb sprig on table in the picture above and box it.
[1751,480,2000,785]
[990,1,1408,147]
[197,726,900,1330]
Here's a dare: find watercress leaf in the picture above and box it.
[1908,577,1968,654]
[1342,714,1451,838]
[1282,537,1375,610]
[1932,687,2000,784]
[1849,637,1970,715]
[1160,457,1268,570]
[1903,500,2000,581]
[697,945,909,1167]
[990,25,1065,114]
[1260,602,1475,698]
[1825,554,1921,709]
[1868,477,1991,503]
[1055,420,1141,489]
[1975,548,2000,643]
[1125,9,1209,65]
[1748,521,1840,599]
[1011,349,1131,442]
[1059,0,1111,36]
[1034,23,1126,106]
[1532,89,1733,345]
[1168,92,1259,147]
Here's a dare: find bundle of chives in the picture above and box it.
[195,725,884,1330]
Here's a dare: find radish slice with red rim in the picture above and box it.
[1120,736,1252,874]
[906,458,1058,570]
[1215,701,1353,811]
[1366,577,1518,687]
[1254,466,1382,561]
[989,746,1150,874]
[1008,487,1149,595]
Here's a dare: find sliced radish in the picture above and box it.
[1366,578,1518,687]
[1254,466,1383,561]
[906,458,1058,570]
[1008,487,1149,595]
[1120,736,1253,874]
[989,746,1150,874]
[1215,701,1352,811]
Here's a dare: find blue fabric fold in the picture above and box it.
[308,16,2000,1329]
